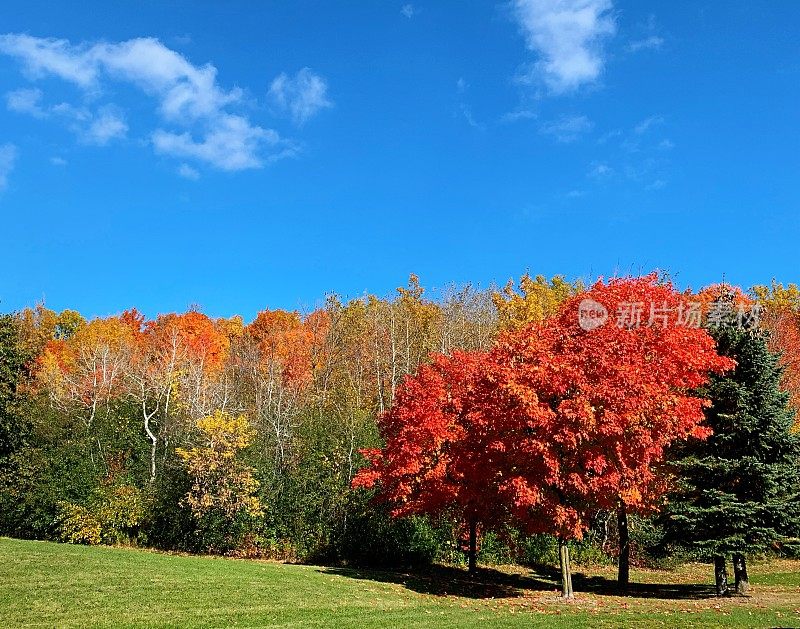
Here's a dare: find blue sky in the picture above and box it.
[1,1,799,320]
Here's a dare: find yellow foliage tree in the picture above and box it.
[492,273,583,331]
[177,411,263,521]
[752,280,800,312]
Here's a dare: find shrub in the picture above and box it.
[55,502,102,545]
[337,498,440,568]
[55,483,146,546]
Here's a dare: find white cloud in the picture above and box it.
[268,68,332,126]
[178,163,199,180]
[50,156,67,166]
[153,114,292,171]
[0,34,98,86]
[627,35,663,52]
[401,4,415,18]
[92,38,242,122]
[0,143,18,191]
[6,87,47,117]
[0,34,296,171]
[539,114,592,142]
[6,86,127,145]
[511,0,616,94]
[83,107,127,145]
[0,36,239,121]
[50,101,91,121]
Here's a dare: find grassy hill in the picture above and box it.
[1,537,799,628]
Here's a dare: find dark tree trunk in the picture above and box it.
[733,553,749,595]
[714,555,729,596]
[467,520,477,575]
[617,504,630,591]
[559,538,574,599]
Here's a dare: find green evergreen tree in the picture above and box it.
[663,299,800,595]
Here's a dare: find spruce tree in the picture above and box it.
[663,300,800,595]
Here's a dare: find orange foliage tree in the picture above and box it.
[753,281,800,428]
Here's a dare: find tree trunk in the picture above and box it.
[467,520,477,575]
[714,555,729,596]
[617,504,630,591]
[559,538,574,599]
[733,553,749,595]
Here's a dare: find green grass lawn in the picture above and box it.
[1,537,798,628]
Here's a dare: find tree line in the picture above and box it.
[0,273,798,597]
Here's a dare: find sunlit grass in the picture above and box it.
[1,537,798,628]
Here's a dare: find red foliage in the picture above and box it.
[355,275,735,542]
[492,275,735,538]
[353,350,516,528]
[120,308,146,337]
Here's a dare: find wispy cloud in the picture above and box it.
[459,103,482,129]
[178,163,199,180]
[454,78,484,129]
[540,114,593,142]
[6,86,127,146]
[0,34,301,172]
[50,156,67,166]
[153,114,294,171]
[268,68,332,127]
[6,87,47,117]
[645,178,666,190]
[500,108,537,123]
[634,115,663,135]
[511,0,616,94]
[626,14,664,53]
[587,115,672,191]
[588,160,613,178]
[627,35,663,53]
[0,143,18,191]
[83,107,128,145]
[596,128,622,144]
[401,4,415,18]
[0,34,98,86]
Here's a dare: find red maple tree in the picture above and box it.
[490,275,735,593]
[353,350,525,573]
[354,275,733,593]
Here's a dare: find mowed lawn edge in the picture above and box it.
[1,537,799,628]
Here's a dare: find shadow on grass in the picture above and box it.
[318,562,717,601]
[318,564,554,599]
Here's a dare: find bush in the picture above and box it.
[55,482,146,546]
[476,529,516,566]
[518,532,612,567]
[55,502,102,544]
[519,534,559,566]
[337,497,441,569]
